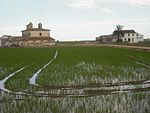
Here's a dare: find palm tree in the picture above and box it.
[116,24,123,31]
[113,24,124,42]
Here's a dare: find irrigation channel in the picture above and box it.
[29,49,58,86]
[0,49,150,98]
[0,49,58,96]
[0,65,29,93]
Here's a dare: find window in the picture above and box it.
[128,38,130,42]
[132,38,134,42]
[128,34,130,36]
[125,38,127,42]
[132,33,134,36]
[39,33,42,36]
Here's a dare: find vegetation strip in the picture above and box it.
[136,62,150,69]
[96,44,150,51]
[1,84,150,99]
[128,55,150,69]
[0,65,29,93]
[29,49,58,86]
[38,79,150,90]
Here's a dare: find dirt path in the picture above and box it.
[99,44,150,51]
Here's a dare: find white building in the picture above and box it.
[119,30,144,43]
[96,30,144,44]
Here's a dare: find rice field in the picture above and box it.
[0,46,150,113]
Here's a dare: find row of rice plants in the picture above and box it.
[0,92,149,113]
[0,48,56,92]
[37,47,150,87]
[37,63,150,90]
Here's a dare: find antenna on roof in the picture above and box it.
[38,9,42,23]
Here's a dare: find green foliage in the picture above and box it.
[115,24,124,31]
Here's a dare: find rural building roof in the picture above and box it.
[11,37,23,41]
[113,30,136,34]
[20,37,55,41]
[100,34,113,38]
[0,35,12,39]
[21,28,50,32]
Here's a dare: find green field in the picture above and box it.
[0,46,150,113]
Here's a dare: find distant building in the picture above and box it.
[96,30,144,43]
[0,22,55,47]
[0,35,12,47]
[113,30,144,43]
[96,34,117,44]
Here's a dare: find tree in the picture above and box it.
[113,24,124,42]
[116,24,123,31]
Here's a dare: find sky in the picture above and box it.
[0,0,150,41]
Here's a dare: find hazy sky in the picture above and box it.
[0,0,150,41]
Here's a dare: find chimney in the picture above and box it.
[27,22,33,30]
[38,23,42,29]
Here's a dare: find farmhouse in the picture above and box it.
[113,30,144,43]
[96,30,144,43]
[96,34,116,44]
[0,22,55,47]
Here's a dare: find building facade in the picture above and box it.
[96,34,117,43]
[121,31,144,43]
[0,22,55,47]
[0,35,12,47]
[96,30,144,44]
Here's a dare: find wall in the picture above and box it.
[122,33,143,43]
[17,39,55,47]
[22,31,30,37]
[29,31,50,37]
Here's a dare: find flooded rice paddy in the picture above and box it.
[0,47,150,113]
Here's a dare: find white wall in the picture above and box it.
[136,33,144,42]
[122,32,144,43]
